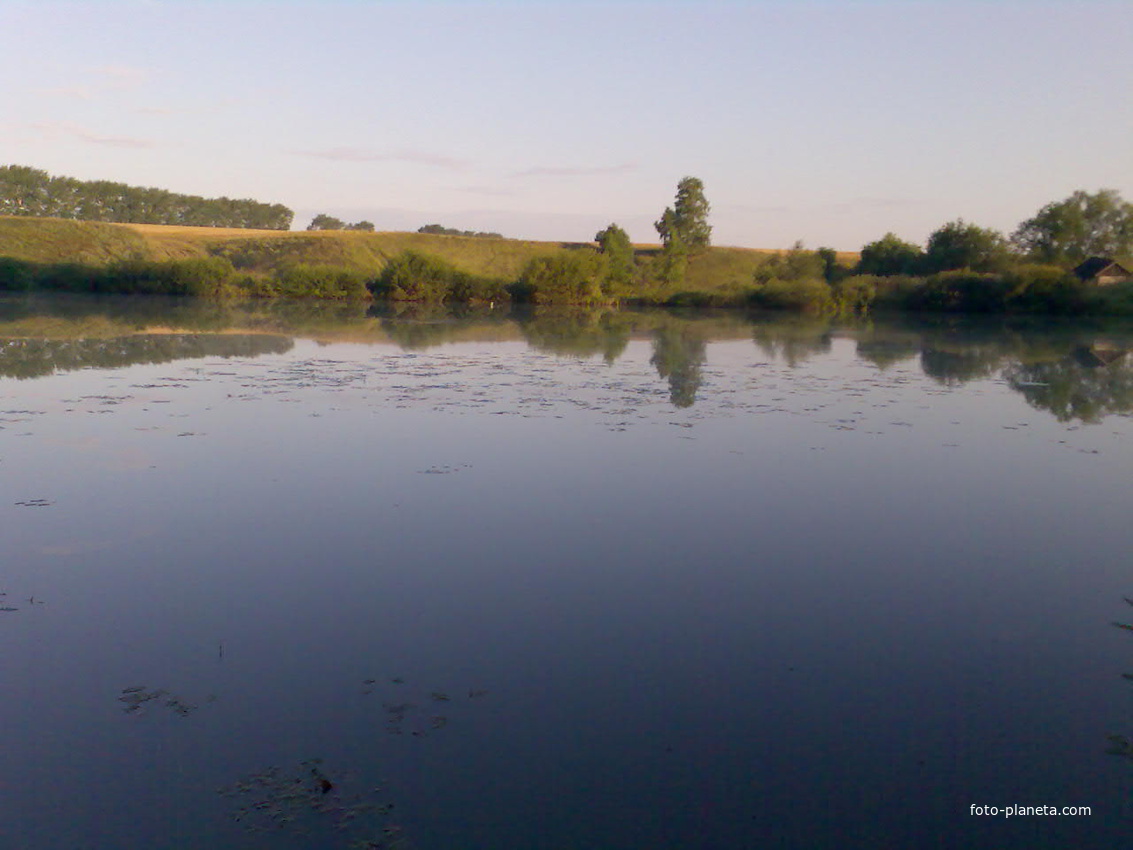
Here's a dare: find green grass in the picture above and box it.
[0,216,150,264]
[0,216,813,301]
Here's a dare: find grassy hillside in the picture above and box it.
[0,215,842,298]
[0,216,152,264]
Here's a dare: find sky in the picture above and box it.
[1,0,1130,250]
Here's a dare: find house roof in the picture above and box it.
[1074,257,1130,279]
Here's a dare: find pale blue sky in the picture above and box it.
[1,0,1130,249]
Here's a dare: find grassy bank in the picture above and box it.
[5,215,1130,316]
[0,215,800,302]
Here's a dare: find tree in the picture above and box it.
[655,177,711,250]
[594,223,636,296]
[307,213,346,231]
[1012,189,1133,265]
[346,220,375,232]
[923,219,1011,273]
[856,232,924,276]
[517,253,605,305]
[816,247,850,284]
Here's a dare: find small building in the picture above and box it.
[1073,257,1132,286]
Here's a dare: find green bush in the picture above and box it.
[35,262,106,292]
[168,257,237,297]
[372,250,503,303]
[0,258,34,291]
[274,264,371,300]
[515,253,606,305]
[750,277,833,312]
[870,275,923,310]
[1004,264,1085,313]
[830,275,878,314]
[909,271,1011,313]
[1083,280,1133,315]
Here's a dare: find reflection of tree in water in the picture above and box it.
[749,316,832,367]
[1005,349,1133,423]
[0,333,293,379]
[518,308,631,363]
[919,346,1007,385]
[1106,597,1133,762]
[651,325,706,408]
[854,328,922,370]
[378,319,468,351]
[371,302,514,351]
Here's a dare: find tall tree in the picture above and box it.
[594,223,636,296]
[307,213,346,231]
[923,219,1011,273]
[856,232,924,276]
[1012,189,1133,265]
[655,177,711,250]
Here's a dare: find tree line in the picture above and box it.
[307,214,375,232]
[0,165,293,230]
[746,188,1133,316]
[3,166,1132,315]
[417,224,503,239]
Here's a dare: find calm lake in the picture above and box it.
[2,295,1130,849]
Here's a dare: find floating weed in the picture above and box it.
[220,758,399,845]
[361,678,487,738]
[417,463,472,475]
[1106,735,1133,760]
[117,685,200,717]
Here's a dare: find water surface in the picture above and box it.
[2,296,1130,849]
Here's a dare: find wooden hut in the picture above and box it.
[1073,257,1132,286]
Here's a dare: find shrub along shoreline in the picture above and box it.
[1,248,1128,317]
[0,216,1130,316]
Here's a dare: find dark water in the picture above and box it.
[1,296,1130,849]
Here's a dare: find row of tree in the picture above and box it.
[306,214,375,231]
[856,189,1133,275]
[0,165,293,230]
[417,224,503,238]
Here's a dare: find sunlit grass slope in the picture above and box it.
[0,216,151,264]
[0,216,842,296]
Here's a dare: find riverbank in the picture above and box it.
[2,215,1131,315]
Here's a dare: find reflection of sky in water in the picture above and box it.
[1,334,1131,849]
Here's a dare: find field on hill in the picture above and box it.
[0,216,857,301]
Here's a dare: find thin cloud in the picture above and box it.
[455,185,517,197]
[726,202,796,215]
[93,64,149,87]
[37,86,94,100]
[36,64,148,100]
[31,121,158,149]
[512,163,637,178]
[135,106,174,116]
[844,197,921,209]
[293,147,470,169]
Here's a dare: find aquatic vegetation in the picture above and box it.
[1107,597,1133,762]
[117,686,202,717]
[360,678,486,738]
[218,758,399,844]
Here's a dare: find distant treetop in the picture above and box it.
[418,223,503,239]
[306,215,376,232]
[0,164,293,230]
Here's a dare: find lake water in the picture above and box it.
[2,296,1130,849]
